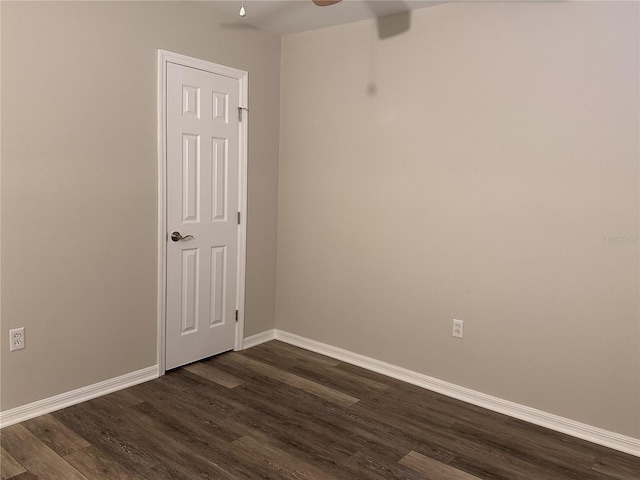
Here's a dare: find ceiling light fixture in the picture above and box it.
[239,0,246,17]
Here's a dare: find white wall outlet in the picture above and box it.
[9,327,25,351]
[452,319,463,339]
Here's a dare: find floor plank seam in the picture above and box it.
[2,341,638,480]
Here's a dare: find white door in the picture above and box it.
[165,62,241,370]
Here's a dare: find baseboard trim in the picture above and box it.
[274,330,640,457]
[0,365,159,429]
[242,329,275,349]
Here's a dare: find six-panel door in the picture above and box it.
[165,62,240,370]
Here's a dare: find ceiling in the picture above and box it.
[195,0,446,35]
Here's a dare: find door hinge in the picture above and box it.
[237,211,241,225]
[237,107,249,122]
[235,310,239,322]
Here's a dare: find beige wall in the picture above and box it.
[1,1,280,410]
[2,0,638,441]
[277,2,639,437]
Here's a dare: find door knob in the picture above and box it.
[171,231,194,242]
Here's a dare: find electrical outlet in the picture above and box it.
[452,319,463,339]
[9,327,25,352]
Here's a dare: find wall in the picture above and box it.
[277,2,639,437]
[1,1,280,410]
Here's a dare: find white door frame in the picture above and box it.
[157,50,248,375]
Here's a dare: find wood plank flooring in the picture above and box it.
[2,340,638,479]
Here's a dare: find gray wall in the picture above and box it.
[2,0,638,441]
[1,1,280,410]
[277,2,639,437]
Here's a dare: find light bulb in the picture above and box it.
[239,5,246,16]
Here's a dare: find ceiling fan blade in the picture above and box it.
[312,0,342,6]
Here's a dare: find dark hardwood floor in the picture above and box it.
[1,340,638,479]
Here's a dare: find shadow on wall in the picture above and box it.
[367,7,412,96]
[376,10,411,39]
[367,1,446,95]
[370,0,447,38]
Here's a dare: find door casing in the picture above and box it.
[157,50,248,375]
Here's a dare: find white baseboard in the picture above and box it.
[0,365,159,429]
[274,329,640,457]
[4,329,637,457]
[242,329,276,349]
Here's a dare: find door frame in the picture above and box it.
[157,50,248,375]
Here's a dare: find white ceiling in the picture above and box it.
[195,0,446,35]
